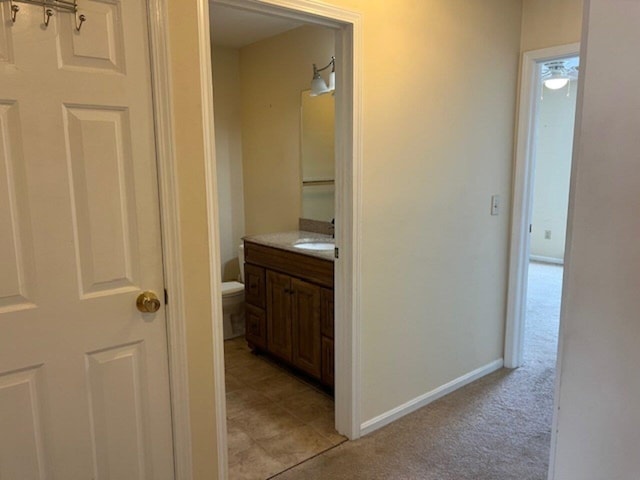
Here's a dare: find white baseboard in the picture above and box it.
[360,358,504,436]
[530,255,564,265]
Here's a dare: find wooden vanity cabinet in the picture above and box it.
[244,240,334,388]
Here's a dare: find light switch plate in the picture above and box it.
[491,195,500,216]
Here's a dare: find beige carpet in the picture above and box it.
[272,262,562,479]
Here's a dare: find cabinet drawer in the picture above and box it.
[244,264,265,308]
[245,304,267,350]
[321,336,334,388]
[244,241,334,288]
[320,288,334,339]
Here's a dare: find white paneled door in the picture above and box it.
[0,1,174,479]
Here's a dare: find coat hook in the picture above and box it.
[9,1,19,23]
[75,13,85,32]
[43,6,54,27]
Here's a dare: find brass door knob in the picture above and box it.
[136,291,161,313]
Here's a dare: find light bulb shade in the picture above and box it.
[310,74,329,96]
[544,77,569,90]
[328,70,335,91]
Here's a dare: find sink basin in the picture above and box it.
[293,240,334,251]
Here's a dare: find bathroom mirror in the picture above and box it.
[300,90,335,222]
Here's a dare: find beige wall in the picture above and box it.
[212,46,245,281]
[531,79,577,261]
[240,25,335,235]
[167,0,218,477]
[341,0,522,422]
[552,1,640,477]
[521,0,583,51]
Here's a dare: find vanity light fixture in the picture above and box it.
[310,56,335,96]
[541,60,578,90]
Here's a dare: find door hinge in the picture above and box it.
[529,224,532,233]
[334,247,339,259]
[164,288,169,305]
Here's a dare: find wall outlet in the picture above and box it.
[491,195,500,216]
[545,230,552,240]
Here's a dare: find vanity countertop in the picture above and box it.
[243,230,335,261]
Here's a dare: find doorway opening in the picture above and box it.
[206,1,362,478]
[525,54,578,367]
[211,5,344,476]
[505,44,580,369]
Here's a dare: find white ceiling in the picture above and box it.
[210,4,304,49]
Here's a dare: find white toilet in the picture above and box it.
[222,244,245,340]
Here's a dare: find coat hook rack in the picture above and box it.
[6,0,86,32]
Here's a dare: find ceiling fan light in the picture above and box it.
[544,77,569,90]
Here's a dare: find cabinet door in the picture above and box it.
[245,264,266,308]
[292,278,322,378]
[320,288,334,339]
[245,304,267,350]
[267,271,293,362]
[321,336,335,388]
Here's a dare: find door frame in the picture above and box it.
[504,43,580,369]
[146,1,195,478]
[203,0,363,474]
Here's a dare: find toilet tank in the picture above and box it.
[238,243,245,283]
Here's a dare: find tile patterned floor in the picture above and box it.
[225,337,346,480]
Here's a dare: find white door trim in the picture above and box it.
[504,43,580,369]
[204,0,364,472]
[147,1,193,478]
[196,0,231,478]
